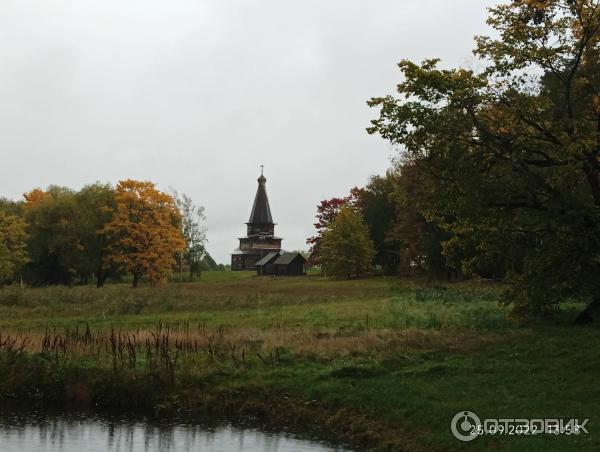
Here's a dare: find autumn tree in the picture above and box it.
[0,211,28,284]
[104,180,185,287]
[307,193,359,266]
[368,1,600,318]
[320,206,375,279]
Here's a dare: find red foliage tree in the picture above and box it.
[306,191,360,266]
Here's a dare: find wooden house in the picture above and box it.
[273,252,306,276]
[256,251,307,276]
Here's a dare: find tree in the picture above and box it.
[200,252,218,271]
[320,206,375,278]
[74,184,117,287]
[103,180,186,287]
[173,191,206,279]
[368,1,600,317]
[0,211,28,284]
[355,173,402,274]
[22,185,117,286]
[307,193,359,266]
[386,164,457,279]
[0,198,23,216]
[22,186,81,285]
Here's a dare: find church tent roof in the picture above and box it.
[248,174,274,224]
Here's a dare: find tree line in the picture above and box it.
[309,0,600,321]
[0,179,217,287]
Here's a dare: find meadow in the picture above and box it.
[0,272,597,451]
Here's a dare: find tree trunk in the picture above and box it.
[96,269,106,288]
[575,296,600,325]
[132,273,139,288]
[180,252,183,282]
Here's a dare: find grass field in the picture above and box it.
[0,272,597,451]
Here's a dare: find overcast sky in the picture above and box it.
[0,0,497,264]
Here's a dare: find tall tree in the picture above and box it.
[104,180,185,287]
[320,206,375,279]
[200,251,218,271]
[173,191,207,279]
[21,185,117,286]
[355,173,402,274]
[22,186,81,285]
[368,0,600,317]
[74,183,117,287]
[0,211,28,284]
[307,193,359,266]
[386,164,457,279]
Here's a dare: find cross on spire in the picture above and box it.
[260,164,264,176]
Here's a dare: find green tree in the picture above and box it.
[74,183,117,287]
[320,206,375,279]
[23,187,81,285]
[0,211,28,284]
[22,185,117,286]
[355,174,400,275]
[0,198,23,216]
[173,191,207,279]
[200,252,218,271]
[388,164,457,279]
[368,0,600,318]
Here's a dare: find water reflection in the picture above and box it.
[0,412,349,451]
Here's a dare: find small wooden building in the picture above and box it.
[256,251,306,276]
[255,251,280,276]
[274,252,307,276]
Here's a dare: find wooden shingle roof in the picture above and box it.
[248,174,274,224]
[273,252,306,265]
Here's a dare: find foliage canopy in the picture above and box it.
[320,206,375,279]
[103,180,186,287]
[368,0,600,316]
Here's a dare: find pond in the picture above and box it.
[0,411,350,452]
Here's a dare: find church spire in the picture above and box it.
[248,168,273,224]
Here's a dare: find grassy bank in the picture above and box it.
[0,273,597,451]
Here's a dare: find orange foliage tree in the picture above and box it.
[103,180,185,287]
[23,188,48,206]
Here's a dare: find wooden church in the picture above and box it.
[231,170,306,275]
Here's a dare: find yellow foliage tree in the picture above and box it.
[103,180,185,287]
[0,211,29,284]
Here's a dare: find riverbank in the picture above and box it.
[0,274,598,451]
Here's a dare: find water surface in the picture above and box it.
[0,411,349,452]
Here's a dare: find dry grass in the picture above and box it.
[0,320,505,366]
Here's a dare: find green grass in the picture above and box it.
[0,271,596,451]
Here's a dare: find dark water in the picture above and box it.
[0,411,350,452]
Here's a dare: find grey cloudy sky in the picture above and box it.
[0,0,497,264]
